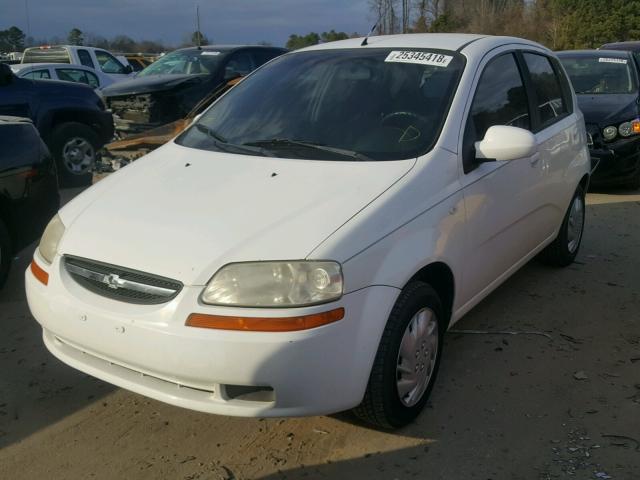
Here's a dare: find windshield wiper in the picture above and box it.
[195,124,272,157]
[243,138,373,161]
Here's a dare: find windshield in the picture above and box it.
[559,55,637,94]
[137,49,224,77]
[176,48,465,161]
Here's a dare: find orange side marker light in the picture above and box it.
[186,308,345,332]
[31,260,49,286]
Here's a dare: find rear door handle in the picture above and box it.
[530,153,541,166]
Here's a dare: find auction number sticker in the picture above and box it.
[599,57,627,64]
[385,50,453,67]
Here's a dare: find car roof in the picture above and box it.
[175,45,287,54]
[556,49,633,58]
[297,33,547,54]
[601,41,640,51]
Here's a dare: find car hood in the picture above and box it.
[102,74,208,97]
[58,142,415,286]
[576,93,640,125]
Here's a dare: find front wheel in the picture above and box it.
[539,185,586,267]
[353,281,444,429]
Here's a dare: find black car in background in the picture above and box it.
[557,50,640,188]
[600,41,640,67]
[0,117,59,287]
[102,45,287,135]
[0,63,114,186]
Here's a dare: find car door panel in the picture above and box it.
[458,51,546,304]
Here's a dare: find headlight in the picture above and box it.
[618,121,633,137]
[618,119,640,138]
[202,261,343,307]
[603,125,617,141]
[38,214,65,264]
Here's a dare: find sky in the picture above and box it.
[1,0,374,47]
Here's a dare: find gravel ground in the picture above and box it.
[0,189,638,480]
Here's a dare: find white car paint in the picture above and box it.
[26,34,591,418]
[10,63,117,89]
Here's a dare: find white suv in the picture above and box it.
[27,34,590,429]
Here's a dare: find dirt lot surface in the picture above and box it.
[1,189,639,480]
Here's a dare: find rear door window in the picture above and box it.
[77,49,95,68]
[56,68,99,87]
[23,69,51,80]
[470,53,531,139]
[522,53,569,127]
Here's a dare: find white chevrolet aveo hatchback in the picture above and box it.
[27,34,590,429]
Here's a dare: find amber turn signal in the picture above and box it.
[186,308,345,332]
[633,119,640,134]
[31,260,49,286]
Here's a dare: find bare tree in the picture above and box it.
[370,0,401,35]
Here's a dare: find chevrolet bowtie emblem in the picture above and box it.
[103,273,123,289]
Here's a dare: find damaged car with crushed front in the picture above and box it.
[101,45,286,135]
[557,49,640,188]
[27,34,590,429]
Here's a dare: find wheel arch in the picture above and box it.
[41,109,103,141]
[406,261,455,328]
[578,172,590,192]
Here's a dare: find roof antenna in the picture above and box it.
[361,22,378,46]
[195,4,202,50]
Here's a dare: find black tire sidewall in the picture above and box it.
[380,283,444,427]
[49,122,98,187]
[557,186,586,263]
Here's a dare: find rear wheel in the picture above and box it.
[539,185,585,267]
[353,281,444,429]
[49,122,99,187]
[0,217,11,289]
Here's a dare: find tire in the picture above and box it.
[353,281,444,429]
[539,185,586,267]
[0,217,11,289]
[49,122,99,188]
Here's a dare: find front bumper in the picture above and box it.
[26,254,399,417]
[589,136,640,186]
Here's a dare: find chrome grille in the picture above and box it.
[64,255,182,304]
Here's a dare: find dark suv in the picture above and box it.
[0,63,114,186]
[102,45,287,135]
[0,117,59,287]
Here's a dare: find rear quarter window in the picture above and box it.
[77,49,95,68]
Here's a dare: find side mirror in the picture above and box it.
[123,64,133,74]
[474,125,537,162]
[0,63,14,86]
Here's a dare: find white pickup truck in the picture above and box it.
[21,45,134,80]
